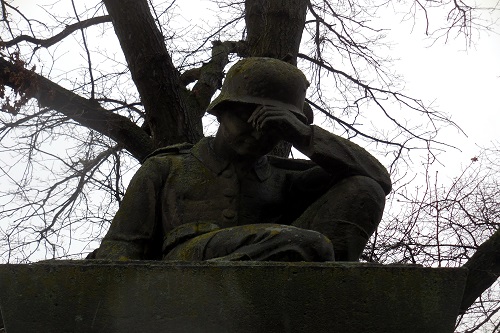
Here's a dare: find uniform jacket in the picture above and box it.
[95,125,391,260]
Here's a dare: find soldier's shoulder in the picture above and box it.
[267,155,317,171]
[142,143,194,163]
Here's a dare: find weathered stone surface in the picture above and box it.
[93,58,393,263]
[0,261,467,333]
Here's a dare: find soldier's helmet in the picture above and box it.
[207,57,310,124]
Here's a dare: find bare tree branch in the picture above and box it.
[0,16,111,48]
[0,56,154,161]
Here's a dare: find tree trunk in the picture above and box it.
[245,0,308,65]
[103,0,202,148]
[460,228,500,313]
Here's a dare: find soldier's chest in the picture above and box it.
[162,166,286,228]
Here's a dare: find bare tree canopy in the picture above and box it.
[0,0,498,331]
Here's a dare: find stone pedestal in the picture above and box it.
[0,261,467,333]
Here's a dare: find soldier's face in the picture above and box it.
[217,104,279,158]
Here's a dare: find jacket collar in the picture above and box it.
[191,137,271,182]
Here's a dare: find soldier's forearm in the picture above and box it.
[297,125,392,194]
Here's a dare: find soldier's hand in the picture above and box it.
[248,105,312,149]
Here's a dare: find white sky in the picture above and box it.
[384,2,500,169]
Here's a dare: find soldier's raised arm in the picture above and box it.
[296,125,392,195]
[248,105,391,195]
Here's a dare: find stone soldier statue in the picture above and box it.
[91,57,392,262]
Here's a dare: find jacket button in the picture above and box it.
[222,209,237,219]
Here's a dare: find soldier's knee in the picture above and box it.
[329,176,386,215]
[339,175,385,201]
[320,176,386,235]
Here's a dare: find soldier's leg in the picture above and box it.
[292,175,386,261]
[163,224,334,262]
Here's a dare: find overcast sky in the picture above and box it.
[381,1,499,168]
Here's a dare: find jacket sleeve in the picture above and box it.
[297,125,392,194]
[94,156,169,260]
